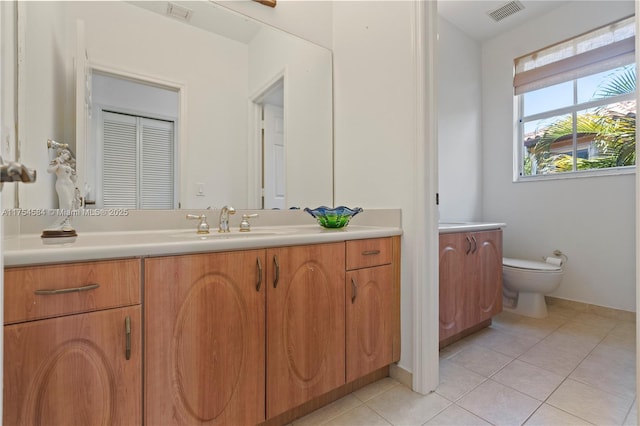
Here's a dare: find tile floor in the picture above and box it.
[293,303,637,425]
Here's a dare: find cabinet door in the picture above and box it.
[4,306,141,426]
[346,265,393,382]
[144,251,266,426]
[472,230,503,321]
[266,243,345,418]
[439,233,467,341]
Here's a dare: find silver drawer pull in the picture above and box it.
[351,277,357,304]
[125,316,131,360]
[256,257,263,292]
[273,255,280,288]
[362,250,381,256]
[34,283,100,295]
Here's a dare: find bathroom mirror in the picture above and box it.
[16,1,333,210]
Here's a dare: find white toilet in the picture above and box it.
[502,257,564,318]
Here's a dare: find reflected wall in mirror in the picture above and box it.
[17,1,333,210]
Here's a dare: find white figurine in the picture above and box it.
[47,148,78,211]
[43,139,80,237]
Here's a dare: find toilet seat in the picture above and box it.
[503,257,562,272]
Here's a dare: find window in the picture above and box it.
[514,16,636,179]
[101,111,176,209]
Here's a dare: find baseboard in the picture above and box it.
[545,296,636,322]
[389,363,412,388]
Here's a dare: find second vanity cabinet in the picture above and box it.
[439,229,502,345]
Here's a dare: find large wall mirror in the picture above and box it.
[17,1,333,210]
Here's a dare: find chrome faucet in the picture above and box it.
[218,205,236,233]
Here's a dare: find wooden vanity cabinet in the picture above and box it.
[345,238,394,382]
[5,234,401,425]
[144,250,266,426]
[439,229,502,345]
[266,242,346,419]
[3,259,142,426]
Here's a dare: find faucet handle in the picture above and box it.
[186,214,210,234]
[239,214,259,232]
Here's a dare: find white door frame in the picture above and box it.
[412,0,440,394]
[248,70,286,210]
[77,62,186,209]
[635,1,639,420]
[262,103,285,210]
[0,0,25,417]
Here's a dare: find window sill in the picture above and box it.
[514,166,635,183]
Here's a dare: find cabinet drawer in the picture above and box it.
[5,259,141,324]
[346,238,392,270]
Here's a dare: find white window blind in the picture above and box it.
[102,111,175,209]
[514,16,635,95]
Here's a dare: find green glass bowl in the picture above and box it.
[304,206,363,229]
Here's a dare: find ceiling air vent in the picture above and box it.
[487,1,525,22]
[166,2,193,22]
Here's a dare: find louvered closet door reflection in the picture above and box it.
[140,117,174,209]
[102,111,138,208]
[101,111,175,209]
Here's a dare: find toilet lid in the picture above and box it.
[503,257,562,272]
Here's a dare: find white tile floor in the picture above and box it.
[293,304,637,425]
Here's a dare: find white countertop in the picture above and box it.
[3,209,504,266]
[4,225,402,267]
[438,222,506,234]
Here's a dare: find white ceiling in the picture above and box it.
[437,0,571,42]
[132,1,570,45]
